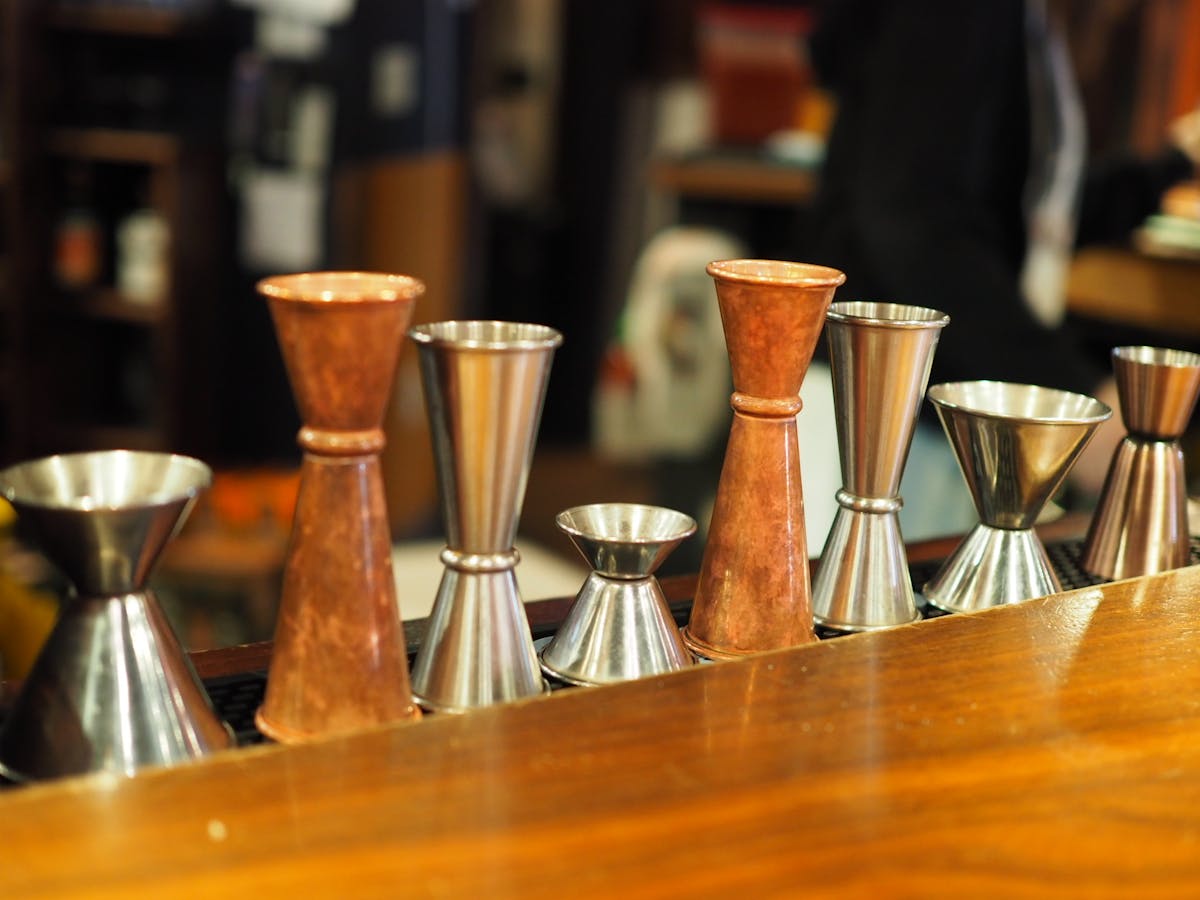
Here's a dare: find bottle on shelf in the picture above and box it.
[53,164,103,293]
[116,206,169,306]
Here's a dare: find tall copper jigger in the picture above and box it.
[1082,346,1200,579]
[256,272,424,742]
[0,450,232,781]
[924,382,1112,614]
[812,302,949,632]
[683,260,845,659]
[409,321,562,712]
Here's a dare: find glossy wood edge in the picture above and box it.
[7,559,1200,896]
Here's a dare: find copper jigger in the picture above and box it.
[812,302,949,632]
[1082,346,1200,579]
[0,450,231,781]
[683,259,845,659]
[924,381,1112,614]
[409,321,561,713]
[541,503,696,686]
[256,272,424,742]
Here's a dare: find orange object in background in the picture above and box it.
[698,4,813,145]
[1163,181,1200,222]
[203,467,300,534]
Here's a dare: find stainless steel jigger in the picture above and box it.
[0,450,232,781]
[409,321,562,713]
[812,301,949,632]
[541,503,696,686]
[1082,346,1200,579]
[924,382,1111,614]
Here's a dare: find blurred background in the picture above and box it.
[0,0,1197,664]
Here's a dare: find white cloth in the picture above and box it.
[1019,0,1087,328]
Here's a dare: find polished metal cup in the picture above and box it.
[0,451,231,781]
[812,302,948,632]
[925,382,1111,613]
[409,321,562,713]
[541,503,696,686]
[1082,346,1200,579]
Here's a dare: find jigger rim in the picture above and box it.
[927,380,1112,425]
[827,301,950,328]
[0,450,212,512]
[555,502,698,544]
[1112,345,1200,370]
[706,259,846,287]
[256,271,426,303]
[409,320,564,351]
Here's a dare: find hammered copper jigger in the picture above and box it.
[683,260,845,659]
[541,503,696,686]
[812,302,949,632]
[1082,346,1200,579]
[256,272,424,742]
[0,450,231,781]
[924,382,1112,614]
[409,321,561,712]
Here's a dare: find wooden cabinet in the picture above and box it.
[0,2,233,464]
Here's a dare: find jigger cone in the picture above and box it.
[684,259,844,659]
[812,301,948,632]
[1082,346,1200,580]
[541,503,696,686]
[0,450,231,781]
[924,381,1111,614]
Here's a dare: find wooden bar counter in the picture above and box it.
[6,562,1200,897]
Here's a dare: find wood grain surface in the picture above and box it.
[6,563,1200,898]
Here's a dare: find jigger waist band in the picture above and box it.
[835,490,902,514]
[298,426,386,455]
[730,392,802,418]
[440,547,521,572]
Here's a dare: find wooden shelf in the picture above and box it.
[46,127,180,166]
[45,3,214,37]
[650,151,818,205]
[43,421,164,452]
[1066,246,1200,338]
[72,287,166,325]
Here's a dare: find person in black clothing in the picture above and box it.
[800,0,1199,536]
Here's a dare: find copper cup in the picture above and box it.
[256,272,424,742]
[683,259,844,659]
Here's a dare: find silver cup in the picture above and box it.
[812,301,948,631]
[541,503,696,686]
[0,450,232,781]
[925,381,1112,613]
[408,321,561,713]
[1082,346,1200,579]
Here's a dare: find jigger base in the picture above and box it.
[812,507,920,633]
[539,574,693,686]
[410,567,548,714]
[924,523,1061,614]
[1081,437,1189,580]
[0,590,233,781]
[680,628,757,662]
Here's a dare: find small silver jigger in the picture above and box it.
[812,302,948,632]
[541,503,696,686]
[0,451,232,781]
[924,382,1111,614]
[409,321,562,713]
[1082,346,1200,579]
